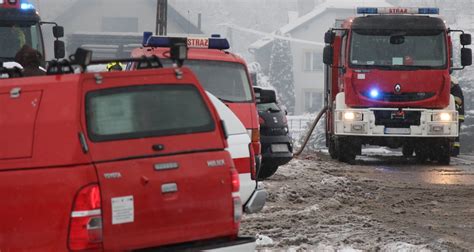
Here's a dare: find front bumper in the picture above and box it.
[244,182,267,214]
[335,108,458,137]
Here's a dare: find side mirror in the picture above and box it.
[54,40,65,59]
[461,33,471,46]
[254,87,277,104]
[461,47,472,66]
[53,26,64,38]
[323,45,333,65]
[324,30,335,44]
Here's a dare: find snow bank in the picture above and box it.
[381,242,431,252]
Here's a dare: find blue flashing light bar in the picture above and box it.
[20,2,34,10]
[357,7,378,14]
[142,32,230,50]
[357,7,439,15]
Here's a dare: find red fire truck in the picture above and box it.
[323,7,472,164]
[0,0,65,64]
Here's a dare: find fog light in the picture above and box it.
[439,113,451,121]
[433,112,452,122]
[344,112,355,120]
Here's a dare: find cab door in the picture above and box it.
[80,69,235,250]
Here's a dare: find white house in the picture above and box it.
[249,0,391,115]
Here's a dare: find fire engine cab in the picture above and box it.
[323,7,472,164]
[0,0,65,65]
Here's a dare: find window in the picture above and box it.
[86,85,215,142]
[161,60,253,102]
[303,90,322,113]
[303,50,322,72]
[0,23,44,60]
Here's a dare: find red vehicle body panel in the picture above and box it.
[344,69,450,108]
[0,68,239,250]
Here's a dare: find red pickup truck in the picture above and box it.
[0,58,255,251]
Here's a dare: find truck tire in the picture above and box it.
[336,138,356,164]
[257,164,279,179]
[436,142,451,165]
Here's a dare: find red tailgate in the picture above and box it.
[80,68,236,250]
[95,152,235,250]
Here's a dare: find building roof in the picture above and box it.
[249,0,391,50]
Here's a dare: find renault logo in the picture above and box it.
[394,83,402,94]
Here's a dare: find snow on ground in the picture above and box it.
[241,153,474,251]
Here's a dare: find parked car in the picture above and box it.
[207,92,267,213]
[0,51,255,251]
[254,87,293,179]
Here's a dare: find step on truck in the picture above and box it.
[323,7,472,164]
[129,33,267,213]
[0,47,255,251]
[0,0,65,65]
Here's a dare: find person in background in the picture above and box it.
[107,62,124,72]
[14,45,45,77]
[450,76,464,157]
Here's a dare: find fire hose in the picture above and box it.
[294,105,328,156]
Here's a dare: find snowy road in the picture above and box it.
[241,151,474,251]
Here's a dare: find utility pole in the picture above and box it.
[156,0,168,35]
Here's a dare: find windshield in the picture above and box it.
[0,23,44,61]
[350,30,446,69]
[162,59,253,102]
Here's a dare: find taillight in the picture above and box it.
[68,184,103,251]
[231,168,240,192]
[249,144,257,180]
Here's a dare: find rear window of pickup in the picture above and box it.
[86,84,215,142]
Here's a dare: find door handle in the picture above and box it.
[161,183,178,193]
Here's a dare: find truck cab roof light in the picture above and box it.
[20,3,34,10]
[357,7,439,15]
[142,32,230,50]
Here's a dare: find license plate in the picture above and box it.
[385,128,411,134]
[271,144,289,153]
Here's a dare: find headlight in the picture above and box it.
[432,112,453,122]
[343,111,363,121]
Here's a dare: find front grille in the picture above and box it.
[374,110,421,128]
[362,91,435,102]
[260,127,287,136]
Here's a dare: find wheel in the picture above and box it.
[402,145,414,157]
[437,142,451,165]
[336,138,357,164]
[257,164,279,179]
[328,137,338,159]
